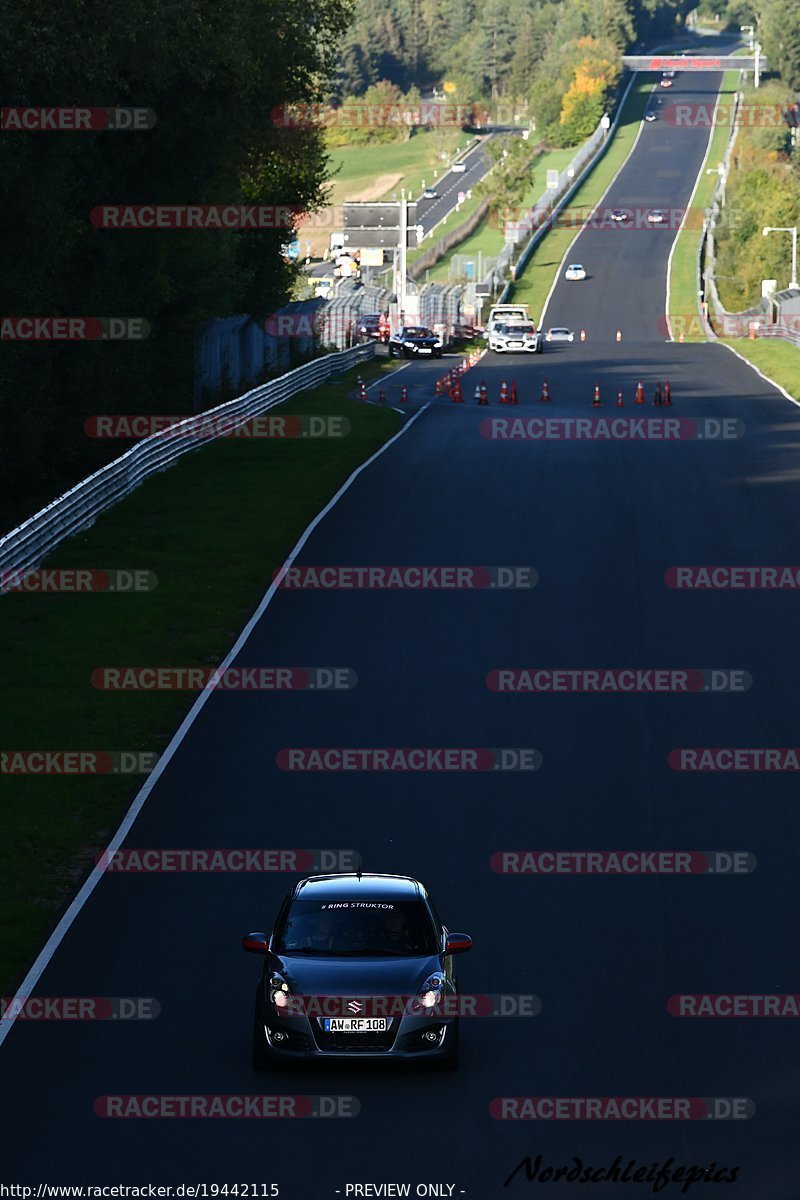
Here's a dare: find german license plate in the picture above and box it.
[322,1017,388,1032]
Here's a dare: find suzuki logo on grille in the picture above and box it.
[347,1000,363,1014]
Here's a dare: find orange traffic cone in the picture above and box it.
[474,384,482,404]
[509,380,518,405]
[478,382,489,406]
[358,377,367,401]
[499,379,509,404]
[580,329,586,342]
[663,380,672,406]
[634,380,645,405]
[540,377,550,402]
[592,383,601,407]
[615,330,622,342]
[652,381,663,406]
[434,377,443,394]
[400,385,409,403]
[616,390,624,407]
[451,378,463,402]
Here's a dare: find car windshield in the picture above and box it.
[501,324,533,334]
[403,327,432,337]
[550,328,569,335]
[275,898,439,957]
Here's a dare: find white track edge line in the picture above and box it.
[538,75,649,331]
[716,340,800,408]
[0,400,431,1050]
[665,73,731,341]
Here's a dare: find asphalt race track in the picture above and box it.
[306,134,497,281]
[3,68,800,1199]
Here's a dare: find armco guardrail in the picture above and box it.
[0,342,376,582]
[753,324,800,347]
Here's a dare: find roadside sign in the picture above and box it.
[546,169,559,190]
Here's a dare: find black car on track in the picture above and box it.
[243,873,472,1069]
[387,326,444,358]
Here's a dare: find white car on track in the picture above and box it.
[564,263,586,281]
[545,327,574,343]
[488,321,541,353]
[647,209,666,225]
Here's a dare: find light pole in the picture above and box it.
[763,226,799,290]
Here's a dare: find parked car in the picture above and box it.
[357,314,381,337]
[452,322,483,341]
[357,313,390,343]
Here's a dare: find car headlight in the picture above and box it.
[269,977,291,1009]
[434,340,443,348]
[404,341,415,348]
[416,975,445,1010]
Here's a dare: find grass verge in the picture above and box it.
[326,130,467,205]
[667,69,741,341]
[0,358,403,993]
[506,75,654,325]
[721,337,800,401]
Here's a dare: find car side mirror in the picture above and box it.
[444,932,473,955]
[242,932,270,954]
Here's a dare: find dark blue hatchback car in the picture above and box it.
[243,873,472,1069]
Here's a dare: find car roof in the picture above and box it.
[293,872,426,901]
